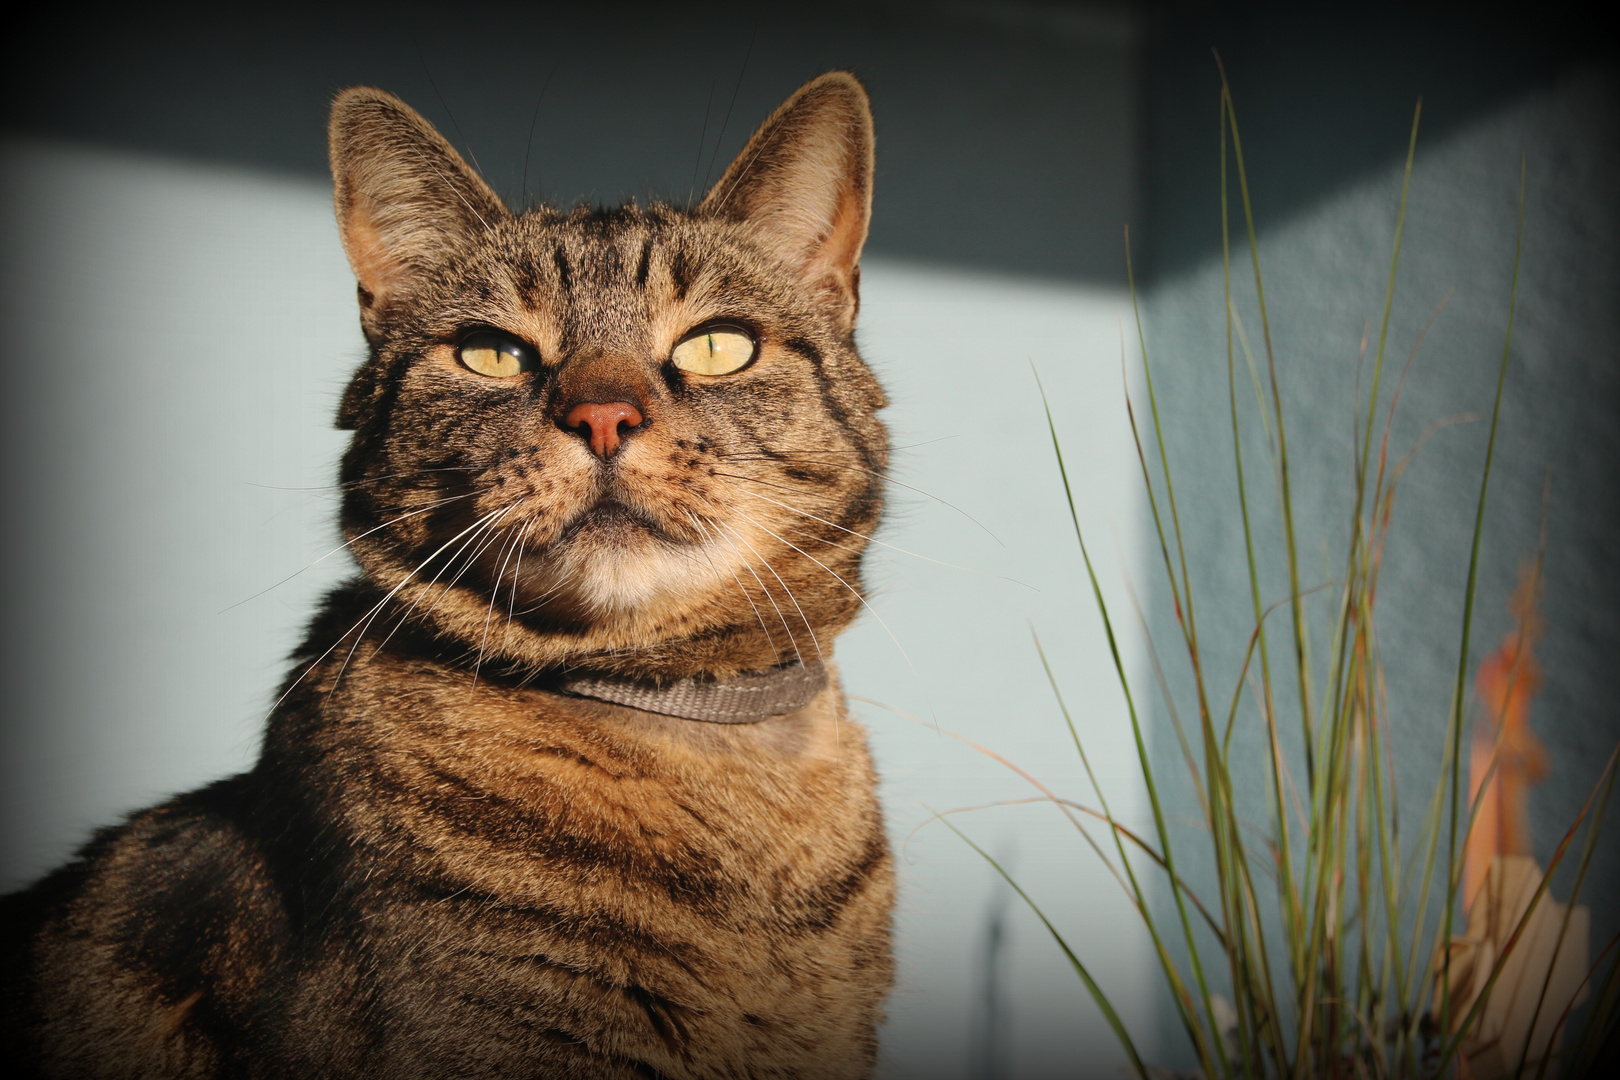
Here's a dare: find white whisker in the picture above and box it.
[349,506,517,683]
[725,505,935,729]
[685,510,784,665]
[221,491,479,613]
[498,518,535,653]
[703,511,806,666]
[268,506,513,714]
[366,506,516,662]
[699,505,820,668]
[472,519,530,689]
[712,518,822,667]
[718,456,1003,545]
[722,484,1035,590]
[717,434,955,456]
[337,465,482,491]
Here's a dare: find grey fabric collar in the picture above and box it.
[558,660,828,724]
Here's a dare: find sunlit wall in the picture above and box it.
[0,4,1158,1076]
[0,132,1157,1076]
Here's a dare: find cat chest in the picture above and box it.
[291,852,894,1079]
[288,690,895,1073]
[343,686,885,907]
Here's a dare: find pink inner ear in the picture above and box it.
[342,206,402,305]
[796,187,867,330]
[815,191,867,276]
[701,75,873,290]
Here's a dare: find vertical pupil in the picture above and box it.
[706,334,718,357]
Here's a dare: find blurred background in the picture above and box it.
[1,2,1614,1076]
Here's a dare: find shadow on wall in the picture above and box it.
[1137,0,1614,280]
[0,0,1139,283]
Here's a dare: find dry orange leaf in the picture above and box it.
[1435,561,1589,1079]
[1465,562,1550,911]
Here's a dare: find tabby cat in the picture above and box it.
[1,71,894,1078]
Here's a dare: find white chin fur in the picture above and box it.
[517,533,744,622]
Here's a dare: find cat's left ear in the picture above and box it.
[329,87,511,341]
[700,72,874,334]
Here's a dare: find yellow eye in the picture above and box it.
[671,325,756,376]
[456,332,533,378]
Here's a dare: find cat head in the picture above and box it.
[327,73,888,680]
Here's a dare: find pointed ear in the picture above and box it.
[699,72,874,333]
[329,88,511,339]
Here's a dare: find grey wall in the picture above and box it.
[1135,3,1619,1068]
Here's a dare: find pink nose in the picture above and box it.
[563,401,644,459]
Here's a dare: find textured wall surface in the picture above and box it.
[1136,10,1619,1067]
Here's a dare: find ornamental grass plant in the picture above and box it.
[945,67,1620,1079]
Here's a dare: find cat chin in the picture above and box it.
[511,529,746,626]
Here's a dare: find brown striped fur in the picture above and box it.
[1,73,894,1078]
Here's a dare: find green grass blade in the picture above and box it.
[937,812,1152,1080]
[1034,367,1224,1076]
[1221,92,1300,1008]
[1214,57,1314,801]
[1439,155,1528,1038]
[1354,99,1422,531]
[1123,223,1236,1080]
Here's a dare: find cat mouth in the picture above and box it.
[559,496,670,545]
[500,492,736,624]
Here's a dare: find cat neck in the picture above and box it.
[293,577,853,687]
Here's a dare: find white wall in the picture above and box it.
[0,138,1159,1078]
[0,140,356,882]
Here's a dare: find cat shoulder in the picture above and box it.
[2,776,285,1077]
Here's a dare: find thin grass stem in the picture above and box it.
[1439,155,1528,1040]
[937,812,1152,1079]
[1035,368,1224,1076]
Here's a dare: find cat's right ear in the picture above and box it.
[329,88,510,343]
[699,72,875,336]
